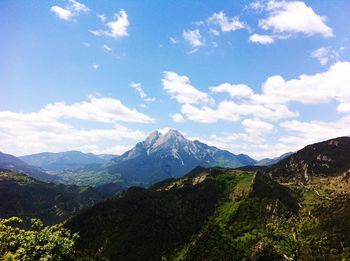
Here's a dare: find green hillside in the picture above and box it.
[67,165,350,260]
[0,169,107,224]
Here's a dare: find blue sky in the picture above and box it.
[1,0,350,159]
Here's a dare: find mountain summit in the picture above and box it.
[105,129,256,185]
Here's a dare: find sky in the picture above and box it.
[1,0,350,159]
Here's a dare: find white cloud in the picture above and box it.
[130,82,146,98]
[242,118,274,135]
[170,37,178,44]
[90,9,129,39]
[41,96,154,123]
[130,82,156,103]
[102,44,112,52]
[259,0,333,38]
[310,46,344,65]
[311,47,331,65]
[280,116,350,147]
[51,6,73,20]
[210,83,254,98]
[181,103,239,123]
[51,0,89,21]
[252,61,350,107]
[248,1,265,12]
[195,131,294,159]
[207,11,245,33]
[0,101,150,156]
[92,63,99,69]
[89,30,101,36]
[249,33,274,44]
[183,29,203,49]
[97,14,107,22]
[181,101,296,123]
[337,102,350,113]
[209,28,220,36]
[162,71,213,105]
[171,113,185,123]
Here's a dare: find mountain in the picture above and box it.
[66,167,298,260]
[255,152,294,166]
[0,152,57,182]
[268,136,350,182]
[0,169,107,224]
[102,129,256,185]
[19,151,117,171]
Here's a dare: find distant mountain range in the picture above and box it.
[101,129,256,185]
[0,152,57,182]
[1,129,299,187]
[255,152,294,166]
[19,151,117,171]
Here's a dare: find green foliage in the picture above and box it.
[0,217,78,261]
[58,170,123,187]
[267,212,329,260]
[67,168,242,260]
[0,170,109,224]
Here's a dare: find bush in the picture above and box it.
[0,217,79,261]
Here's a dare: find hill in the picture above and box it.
[268,136,350,183]
[66,167,298,260]
[0,152,58,182]
[255,152,294,166]
[0,169,107,224]
[19,151,117,171]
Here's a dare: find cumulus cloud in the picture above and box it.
[249,33,274,44]
[337,102,350,113]
[41,96,154,123]
[0,100,150,156]
[51,0,89,21]
[258,0,333,38]
[183,29,203,51]
[210,83,254,98]
[171,113,185,123]
[252,61,350,107]
[207,11,245,33]
[280,116,350,148]
[90,9,129,39]
[181,101,296,123]
[310,46,345,65]
[242,118,274,135]
[162,72,213,105]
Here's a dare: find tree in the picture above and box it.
[267,212,328,260]
[0,217,79,261]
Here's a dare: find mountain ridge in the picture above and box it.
[19,151,117,171]
[104,129,256,185]
[0,152,58,182]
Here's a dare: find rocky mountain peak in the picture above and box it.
[143,130,161,148]
[151,129,188,150]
